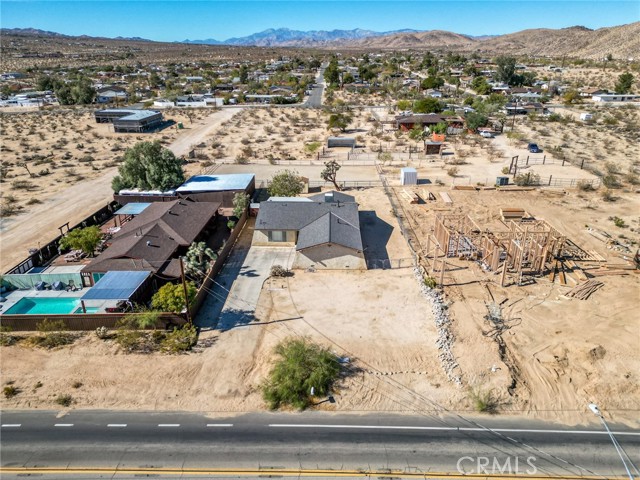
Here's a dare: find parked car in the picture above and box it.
[480,131,494,138]
[528,143,540,153]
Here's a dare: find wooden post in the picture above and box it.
[81,300,87,314]
[580,159,585,169]
[548,175,553,186]
[179,257,192,324]
[543,155,546,165]
[439,258,446,287]
[500,258,508,287]
[526,155,529,165]
[562,158,565,166]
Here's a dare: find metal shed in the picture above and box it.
[400,167,418,185]
[327,137,356,149]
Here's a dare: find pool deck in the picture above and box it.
[0,288,118,315]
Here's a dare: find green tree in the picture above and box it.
[615,72,634,94]
[151,282,197,313]
[320,160,341,191]
[421,76,444,90]
[471,76,492,95]
[54,77,95,105]
[232,192,250,218]
[495,56,517,85]
[268,170,304,197]
[112,141,185,193]
[184,241,216,281]
[342,72,355,84]
[327,112,352,131]
[324,58,340,86]
[59,226,102,257]
[413,97,442,113]
[465,112,489,132]
[429,122,448,134]
[262,338,341,410]
[408,125,425,141]
[239,65,249,84]
[396,99,412,111]
[562,89,581,106]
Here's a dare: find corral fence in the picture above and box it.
[366,257,415,270]
[257,179,383,189]
[448,175,601,189]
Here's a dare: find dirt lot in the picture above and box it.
[393,184,640,425]
[0,107,240,271]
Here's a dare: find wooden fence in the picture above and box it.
[190,210,248,316]
[0,312,186,332]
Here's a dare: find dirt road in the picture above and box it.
[0,108,244,272]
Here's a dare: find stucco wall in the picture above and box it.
[252,229,297,247]
[293,244,366,270]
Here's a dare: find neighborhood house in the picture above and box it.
[253,191,366,270]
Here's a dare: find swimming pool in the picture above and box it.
[5,297,83,315]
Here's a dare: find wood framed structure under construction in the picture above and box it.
[429,212,567,286]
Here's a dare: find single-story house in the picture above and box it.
[253,191,366,270]
[82,199,220,283]
[94,109,163,133]
[426,89,443,98]
[395,113,446,131]
[504,102,545,115]
[592,94,640,103]
[174,173,256,212]
[96,87,128,104]
[579,87,608,98]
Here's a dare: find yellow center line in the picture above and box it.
[0,467,624,479]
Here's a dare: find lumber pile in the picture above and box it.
[565,280,603,300]
[452,185,477,191]
[422,189,437,201]
[439,192,453,204]
[401,189,419,204]
[588,269,631,277]
[501,208,526,222]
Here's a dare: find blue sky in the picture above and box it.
[1,1,639,42]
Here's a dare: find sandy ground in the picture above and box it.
[0,107,241,271]
[394,184,640,426]
[3,186,636,427]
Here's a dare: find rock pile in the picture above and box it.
[414,267,463,386]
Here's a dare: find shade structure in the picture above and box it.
[81,271,151,301]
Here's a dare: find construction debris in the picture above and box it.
[439,192,453,204]
[565,280,604,300]
[500,208,526,222]
[402,189,419,204]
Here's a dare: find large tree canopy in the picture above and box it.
[268,170,304,197]
[112,141,185,193]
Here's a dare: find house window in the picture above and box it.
[268,230,287,242]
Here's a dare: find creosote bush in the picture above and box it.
[262,338,341,410]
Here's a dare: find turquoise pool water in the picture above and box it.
[5,297,82,315]
[74,306,99,314]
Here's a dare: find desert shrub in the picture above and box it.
[601,189,616,202]
[55,394,73,407]
[423,276,437,289]
[577,180,595,191]
[469,387,497,413]
[270,265,292,277]
[612,216,627,228]
[115,328,144,352]
[602,174,621,189]
[0,326,17,346]
[72,381,83,389]
[26,198,43,205]
[624,170,640,185]
[514,172,540,186]
[11,180,36,190]
[3,385,18,398]
[262,338,341,410]
[447,166,459,177]
[30,319,75,349]
[161,324,198,353]
[235,155,249,165]
[500,167,510,175]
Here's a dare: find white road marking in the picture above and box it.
[1,424,21,428]
[158,424,180,427]
[54,424,74,427]
[267,424,640,436]
[206,423,233,427]
[107,424,127,427]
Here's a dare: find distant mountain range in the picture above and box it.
[181,28,420,47]
[3,23,639,59]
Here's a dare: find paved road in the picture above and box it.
[194,219,294,330]
[303,63,326,108]
[1,410,638,479]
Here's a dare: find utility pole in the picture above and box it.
[179,256,191,324]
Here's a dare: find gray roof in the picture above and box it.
[255,192,362,252]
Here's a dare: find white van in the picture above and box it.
[580,113,593,121]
